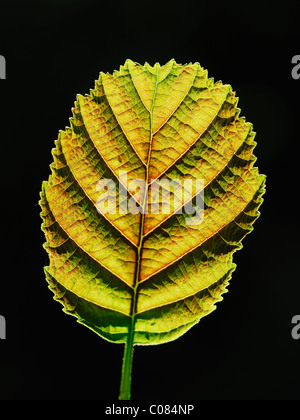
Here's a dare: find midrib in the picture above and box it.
[128,64,159,343]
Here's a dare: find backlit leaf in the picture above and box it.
[39,59,265,397]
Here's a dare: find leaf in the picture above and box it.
[39,59,265,398]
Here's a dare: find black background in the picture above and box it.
[0,0,300,401]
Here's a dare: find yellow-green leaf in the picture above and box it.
[39,59,265,398]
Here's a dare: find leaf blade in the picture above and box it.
[40,59,266,347]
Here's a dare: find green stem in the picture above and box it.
[119,324,134,400]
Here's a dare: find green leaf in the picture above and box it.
[39,59,266,399]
